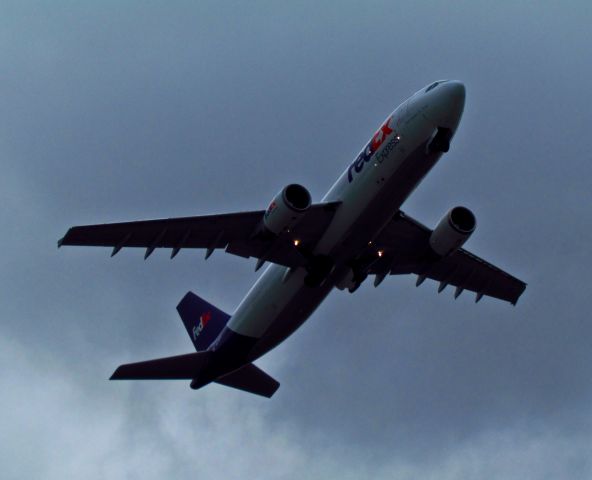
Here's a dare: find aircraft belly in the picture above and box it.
[320,157,440,266]
[226,262,342,349]
[227,110,440,349]
[317,112,436,256]
[340,143,440,254]
[227,264,310,338]
[248,273,338,359]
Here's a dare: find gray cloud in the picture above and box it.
[1,1,591,479]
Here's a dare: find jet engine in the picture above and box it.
[263,184,312,235]
[429,206,476,256]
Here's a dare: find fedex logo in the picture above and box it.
[192,311,211,340]
[347,116,399,183]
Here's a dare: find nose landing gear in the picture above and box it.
[427,127,453,153]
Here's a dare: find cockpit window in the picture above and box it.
[425,82,440,92]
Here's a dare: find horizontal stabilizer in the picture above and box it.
[215,363,279,398]
[110,351,211,380]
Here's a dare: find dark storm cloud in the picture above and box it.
[1,1,591,478]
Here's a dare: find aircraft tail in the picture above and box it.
[111,291,279,397]
[176,291,231,351]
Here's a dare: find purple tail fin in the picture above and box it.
[176,292,231,351]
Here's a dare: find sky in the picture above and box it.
[1,1,591,478]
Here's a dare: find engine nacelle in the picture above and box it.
[263,184,312,235]
[429,206,476,256]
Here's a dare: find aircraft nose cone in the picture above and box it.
[444,80,465,104]
[426,80,466,130]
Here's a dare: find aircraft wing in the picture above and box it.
[58,202,340,268]
[369,211,526,305]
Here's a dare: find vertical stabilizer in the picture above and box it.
[176,291,231,351]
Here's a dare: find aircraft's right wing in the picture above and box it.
[58,202,340,269]
[369,211,526,305]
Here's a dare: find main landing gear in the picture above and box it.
[334,263,368,293]
[304,255,334,287]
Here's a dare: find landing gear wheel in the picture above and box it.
[428,127,452,153]
[304,255,334,288]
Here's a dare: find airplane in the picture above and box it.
[58,80,526,398]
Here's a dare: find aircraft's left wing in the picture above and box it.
[58,202,340,268]
[369,211,526,305]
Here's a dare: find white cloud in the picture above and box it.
[2,333,590,480]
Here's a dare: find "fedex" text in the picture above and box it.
[347,116,399,183]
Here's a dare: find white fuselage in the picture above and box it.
[226,81,466,360]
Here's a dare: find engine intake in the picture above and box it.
[263,184,312,235]
[429,206,476,256]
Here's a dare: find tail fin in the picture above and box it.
[177,291,231,351]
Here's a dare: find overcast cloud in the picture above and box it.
[1,1,591,478]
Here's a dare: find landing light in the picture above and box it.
[378,250,384,257]
[293,239,300,247]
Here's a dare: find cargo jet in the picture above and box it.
[59,80,526,398]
